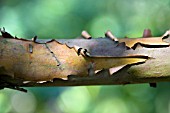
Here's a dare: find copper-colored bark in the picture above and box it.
[0,29,170,92]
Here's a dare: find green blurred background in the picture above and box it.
[0,0,170,113]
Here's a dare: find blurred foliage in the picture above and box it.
[0,0,170,113]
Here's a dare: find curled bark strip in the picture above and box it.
[28,44,33,53]
[0,27,14,38]
[143,29,152,38]
[81,30,92,39]
[105,30,118,41]
[119,37,169,48]
[32,36,37,42]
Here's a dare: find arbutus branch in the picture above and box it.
[0,28,170,92]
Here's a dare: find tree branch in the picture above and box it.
[0,28,170,92]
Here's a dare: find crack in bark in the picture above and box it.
[0,49,3,57]
[44,43,61,66]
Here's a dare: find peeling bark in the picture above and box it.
[0,28,170,92]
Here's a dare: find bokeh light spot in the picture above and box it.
[0,92,11,113]
[11,92,37,113]
[56,87,91,113]
[93,98,128,113]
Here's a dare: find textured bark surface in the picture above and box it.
[0,28,170,92]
